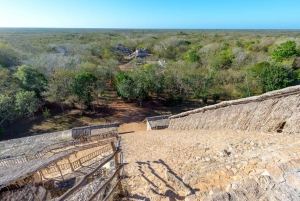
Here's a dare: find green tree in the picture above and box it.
[184,46,201,62]
[0,95,17,125]
[0,68,21,96]
[43,69,75,112]
[72,72,97,110]
[117,78,135,101]
[0,43,20,67]
[219,50,235,69]
[182,73,206,99]
[14,65,47,98]
[15,91,40,117]
[251,62,294,92]
[114,71,130,89]
[143,64,165,98]
[271,41,298,62]
[79,63,110,104]
[210,50,234,69]
[116,68,149,107]
[131,69,148,107]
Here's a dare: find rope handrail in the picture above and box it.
[101,136,124,201]
[103,179,122,201]
[43,144,112,174]
[87,165,124,201]
[57,148,122,201]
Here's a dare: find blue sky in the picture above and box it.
[0,0,299,29]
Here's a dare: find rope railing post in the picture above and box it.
[87,164,124,201]
[110,140,124,196]
[67,157,74,172]
[103,179,122,201]
[55,162,64,181]
[58,149,121,201]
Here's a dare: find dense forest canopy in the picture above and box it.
[1,28,300,133]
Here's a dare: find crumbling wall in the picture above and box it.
[169,85,300,133]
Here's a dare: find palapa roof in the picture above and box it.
[0,130,72,159]
[0,150,74,190]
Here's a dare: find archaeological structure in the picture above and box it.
[1,85,300,200]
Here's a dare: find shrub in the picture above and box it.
[271,41,298,62]
[177,94,183,105]
[201,93,208,104]
[15,91,40,117]
[163,93,177,107]
[211,50,235,69]
[212,93,220,103]
[72,72,97,109]
[251,62,295,92]
[43,107,51,119]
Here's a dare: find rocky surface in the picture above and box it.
[122,129,300,200]
[169,86,300,134]
[0,185,51,201]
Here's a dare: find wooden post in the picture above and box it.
[56,163,64,180]
[67,157,74,172]
[110,140,124,195]
[78,158,83,167]
[38,170,45,188]
[25,154,29,162]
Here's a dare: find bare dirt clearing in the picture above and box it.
[1,97,201,141]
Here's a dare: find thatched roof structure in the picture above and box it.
[145,115,171,130]
[0,130,71,160]
[169,85,300,133]
[0,150,74,190]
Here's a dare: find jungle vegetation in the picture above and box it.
[1,28,300,132]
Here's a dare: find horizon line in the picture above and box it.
[1,27,300,31]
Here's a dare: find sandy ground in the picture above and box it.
[119,122,146,134]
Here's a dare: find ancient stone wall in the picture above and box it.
[169,85,300,133]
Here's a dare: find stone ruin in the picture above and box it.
[121,85,300,201]
[1,86,300,200]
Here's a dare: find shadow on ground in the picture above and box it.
[131,159,198,200]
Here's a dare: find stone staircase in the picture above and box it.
[121,129,300,200]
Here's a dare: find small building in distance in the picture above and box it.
[114,44,133,55]
[145,115,171,130]
[135,48,148,58]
